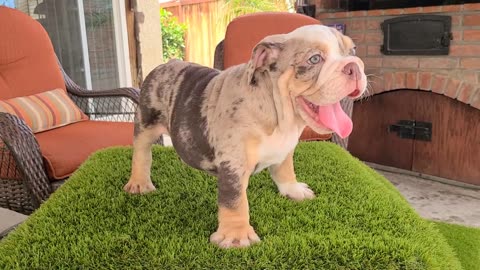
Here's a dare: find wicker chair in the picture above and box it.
[0,7,138,214]
[213,12,354,148]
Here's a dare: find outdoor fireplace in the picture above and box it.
[315,2,480,186]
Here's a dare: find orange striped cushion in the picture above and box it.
[0,88,89,133]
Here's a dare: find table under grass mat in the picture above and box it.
[0,142,468,269]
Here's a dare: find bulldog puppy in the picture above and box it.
[124,25,367,249]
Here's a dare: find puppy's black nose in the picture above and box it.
[342,62,361,80]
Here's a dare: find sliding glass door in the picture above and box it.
[12,0,131,89]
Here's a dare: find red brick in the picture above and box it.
[423,6,442,13]
[431,75,448,94]
[464,3,480,11]
[457,83,476,104]
[452,30,462,41]
[367,9,384,16]
[460,58,480,69]
[403,7,422,14]
[348,11,366,17]
[332,12,348,18]
[464,14,480,26]
[356,46,367,57]
[384,72,394,91]
[348,33,364,43]
[383,57,419,68]
[463,29,480,41]
[471,90,480,109]
[348,19,366,32]
[367,71,384,95]
[442,5,462,12]
[367,45,381,56]
[462,71,478,83]
[419,72,433,90]
[444,78,462,98]
[450,45,480,56]
[384,8,404,15]
[316,13,332,19]
[419,58,459,69]
[364,58,382,68]
[365,32,382,43]
[451,15,461,26]
[366,20,381,30]
[394,72,406,89]
[406,72,418,89]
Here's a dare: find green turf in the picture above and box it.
[433,221,480,270]
[0,142,466,269]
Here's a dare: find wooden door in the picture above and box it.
[413,92,480,185]
[348,90,416,170]
[348,89,480,185]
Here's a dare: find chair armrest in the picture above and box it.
[65,81,140,103]
[214,40,225,71]
[0,112,52,207]
[58,61,139,122]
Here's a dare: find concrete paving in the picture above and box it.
[1,169,479,238]
[0,208,27,237]
[377,170,480,228]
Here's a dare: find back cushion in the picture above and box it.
[223,12,320,69]
[0,89,89,133]
[0,6,65,99]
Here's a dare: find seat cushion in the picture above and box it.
[0,6,65,99]
[35,121,134,180]
[0,89,89,133]
[223,12,320,68]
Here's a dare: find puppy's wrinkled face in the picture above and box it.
[246,25,367,139]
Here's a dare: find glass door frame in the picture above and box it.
[77,0,132,89]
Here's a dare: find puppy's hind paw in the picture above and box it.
[277,182,315,201]
[123,178,156,194]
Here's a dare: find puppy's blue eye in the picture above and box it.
[308,54,322,65]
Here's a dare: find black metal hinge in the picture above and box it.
[388,120,432,141]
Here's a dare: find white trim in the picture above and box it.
[112,0,132,87]
[77,0,93,89]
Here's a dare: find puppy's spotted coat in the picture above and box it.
[124,25,368,248]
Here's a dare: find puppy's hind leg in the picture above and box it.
[124,123,167,194]
[269,150,315,201]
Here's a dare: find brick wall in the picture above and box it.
[316,3,480,110]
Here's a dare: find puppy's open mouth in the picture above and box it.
[297,96,353,139]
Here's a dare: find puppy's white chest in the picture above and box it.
[254,129,299,173]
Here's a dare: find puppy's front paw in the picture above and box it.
[277,182,315,201]
[123,178,156,194]
[210,224,260,249]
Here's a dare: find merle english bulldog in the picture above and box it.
[124,25,367,249]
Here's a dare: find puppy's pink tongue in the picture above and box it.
[316,102,353,139]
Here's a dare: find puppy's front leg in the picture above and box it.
[269,151,315,201]
[210,166,260,248]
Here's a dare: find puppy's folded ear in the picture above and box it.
[247,34,286,86]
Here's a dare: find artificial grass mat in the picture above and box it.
[0,142,466,269]
[433,221,480,270]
